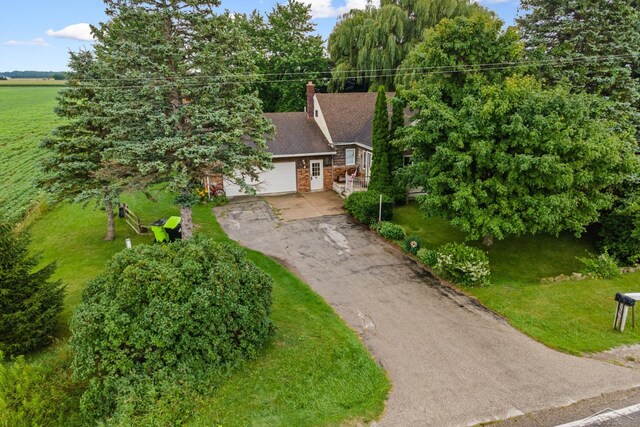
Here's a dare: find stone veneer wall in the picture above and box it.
[323,166,333,190]
[297,168,310,192]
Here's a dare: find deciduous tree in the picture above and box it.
[397,15,637,245]
[328,0,486,90]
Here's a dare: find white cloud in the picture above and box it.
[302,0,379,19]
[46,23,94,41]
[4,37,49,46]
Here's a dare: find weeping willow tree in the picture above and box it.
[328,0,486,90]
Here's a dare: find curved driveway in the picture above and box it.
[215,198,640,427]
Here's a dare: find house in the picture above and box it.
[223,82,393,197]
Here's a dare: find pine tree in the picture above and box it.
[518,0,640,132]
[41,50,121,241]
[93,1,273,238]
[0,220,64,356]
[369,86,393,194]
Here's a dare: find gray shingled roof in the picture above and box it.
[315,92,395,147]
[264,112,334,157]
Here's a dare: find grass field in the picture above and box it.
[0,86,61,221]
[394,203,640,354]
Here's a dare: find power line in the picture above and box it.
[58,54,639,90]
[63,53,638,84]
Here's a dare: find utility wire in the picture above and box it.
[62,54,639,90]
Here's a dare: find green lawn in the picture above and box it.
[0,86,61,221]
[394,203,640,354]
[23,195,389,425]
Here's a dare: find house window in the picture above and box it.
[345,148,356,165]
[315,109,319,117]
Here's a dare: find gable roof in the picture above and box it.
[315,92,395,147]
[264,112,334,157]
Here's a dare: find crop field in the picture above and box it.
[0,79,66,86]
[0,86,61,220]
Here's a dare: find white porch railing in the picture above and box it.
[344,172,369,196]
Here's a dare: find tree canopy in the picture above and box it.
[328,0,486,90]
[517,0,640,132]
[92,0,273,238]
[241,0,329,112]
[397,15,638,244]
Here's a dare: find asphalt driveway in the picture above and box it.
[214,199,640,427]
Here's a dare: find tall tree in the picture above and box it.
[328,0,486,90]
[41,50,121,241]
[93,1,273,239]
[368,86,393,194]
[0,219,64,356]
[245,1,329,112]
[396,15,637,245]
[517,0,640,132]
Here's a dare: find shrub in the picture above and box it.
[209,194,228,206]
[378,222,405,240]
[578,251,621,279]
[0,349,84,426]
[0,220,64,356]
[434,243,491,287]
[403,235,422,255]
[417,248,438,267]
[70,237,274,423]
[343,191,393,225]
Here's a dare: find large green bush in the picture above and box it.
[70,237,274,424]
[0,220,64,356]
[435,243,491,287]
[598,212,640,265]
[343,191,393,225]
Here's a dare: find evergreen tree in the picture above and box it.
[517,0,640,132]
[41,50,121,241]
[368,86,393,194]
[0,219,64,356]
[328,0,486,90]
[93,1,273,239]
[389,97,407,201]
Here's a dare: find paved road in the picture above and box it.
[215,199,640,427]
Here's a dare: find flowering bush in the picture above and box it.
[435,243,491,287]
[378,222,405,240]
[403,235,422,255]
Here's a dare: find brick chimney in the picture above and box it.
[306,81,315,120]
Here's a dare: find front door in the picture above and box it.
[310,160,323,191]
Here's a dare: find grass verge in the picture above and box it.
[393,203,640,354]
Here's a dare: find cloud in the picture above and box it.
[302,0,379,19]
[46,23,94,41]
[4,37,49,46]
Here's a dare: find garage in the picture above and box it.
[224,162,297,197]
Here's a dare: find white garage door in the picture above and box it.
[224,162,297,197]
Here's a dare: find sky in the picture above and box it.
[0,0,520,72]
